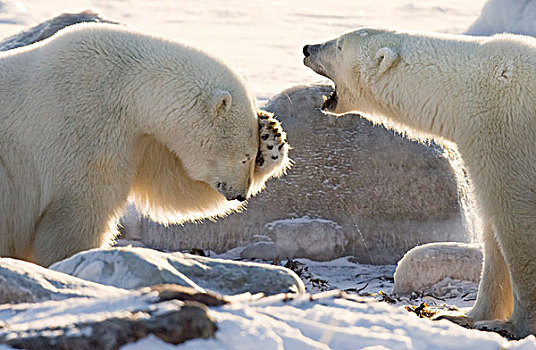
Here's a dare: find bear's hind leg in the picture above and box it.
[437,221,513,327]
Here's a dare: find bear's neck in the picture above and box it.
[371,36,485,143]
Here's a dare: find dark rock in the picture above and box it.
[1,302,216,350]
[147,284,227,307]
[0,10,120,52]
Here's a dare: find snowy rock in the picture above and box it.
[0,10,119,51]
[120,204,143,240]
[393,242,483,296]
[239,241,286,261]
[50,247,305,295]
[0,257,127,304]
[139,84,469,264]
[0,289,216,350]
[465,0,536,36]
[240,217,346,260]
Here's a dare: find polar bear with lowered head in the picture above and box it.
[0,23,289,267]
[304,27,536,338]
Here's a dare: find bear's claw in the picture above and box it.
[433,313,475,328]
[474,319,528,340]
[256,110,289,176]
[435,313,528,340]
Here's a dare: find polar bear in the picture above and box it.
[0,23,290,267]
[304,27,536,338]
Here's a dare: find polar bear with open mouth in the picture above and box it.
[304,27,536,338]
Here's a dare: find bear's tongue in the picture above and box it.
[321,89,338,112]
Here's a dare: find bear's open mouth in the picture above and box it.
[322,88,338,112]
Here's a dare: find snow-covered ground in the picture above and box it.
[4,0,536,349]
[125,291,536,350]
[0,0,486,99]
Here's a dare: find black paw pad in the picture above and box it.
[256,155,265,166]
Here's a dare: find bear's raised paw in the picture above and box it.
[256,110,290,176]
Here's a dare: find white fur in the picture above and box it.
[305,27,536,338]
[0,24,288,266]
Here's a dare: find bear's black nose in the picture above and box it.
[303,45,311,57]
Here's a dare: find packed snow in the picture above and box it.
[3,0,536,349]
[123,291,536,350]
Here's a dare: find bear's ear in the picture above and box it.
[212,89,232,114]
[375,47,398,74]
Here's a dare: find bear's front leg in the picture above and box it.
[472,215,536,339]
[30,200,115,266]
[436,220,513,327]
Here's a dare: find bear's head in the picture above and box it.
[303,28,400,117]
[128,39,290,223]
[141,77,259,202]
[179,86,259,202]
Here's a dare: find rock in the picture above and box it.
[0,289,216,350]
[119,205,143,240]
[147,284,227,307]
[240,241,286,260]
[50,247,203,291]
[240,217,346,261]
[393,242,483,296]
[50,247,305,295]
[0,10,120,52]
[0,258,127,304]
[137,84,472,264]
[465,0,536,36]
